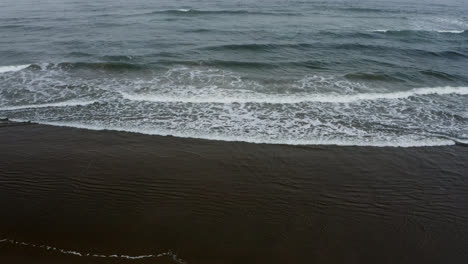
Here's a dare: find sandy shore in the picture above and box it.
[1,121,467,263]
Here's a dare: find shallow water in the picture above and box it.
[1,0,468,146]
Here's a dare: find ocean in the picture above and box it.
[1,0,467,147]
[2,1,468,263]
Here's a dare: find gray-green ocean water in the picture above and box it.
[1,0,468,146]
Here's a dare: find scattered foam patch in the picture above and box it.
[0,64,30,73]
[0,238,186,263]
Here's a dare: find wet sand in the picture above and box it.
[1,121,467,263]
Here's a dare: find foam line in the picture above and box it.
[369,29,465,34]
[120,86,468,104]
[0,100,97,111]
[436,30,465,33]
[0,238,186,263]
[11,119,456,148]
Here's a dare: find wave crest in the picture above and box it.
[370,29,465,34]
[0,100,97,111]
[120,86,468,104]
[0,64,31,74]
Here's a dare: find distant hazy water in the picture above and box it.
[1,0,468,147]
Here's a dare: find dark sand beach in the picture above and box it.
[1,121,467,263]
[2,0,468,263]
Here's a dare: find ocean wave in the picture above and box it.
[341,7,402,14]
[0,238,186,263]
[156,59,281,69]
[199,43,467,60]
[0,100,97,111]
[344,72,406,82]
[200,43,314,51]
[11,62,148,72]
[146,9,299,16]
[437,30,465,34]
[54,62,145,71]
[120,86,468,104]
[435,51,468,59]
[200,42,389,53]
[0,64,31,73]
[370,29,465,34]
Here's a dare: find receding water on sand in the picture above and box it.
[1,123,468,263]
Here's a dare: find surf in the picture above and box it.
[120,86,468,104]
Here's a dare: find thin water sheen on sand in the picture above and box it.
[1,122,468,263]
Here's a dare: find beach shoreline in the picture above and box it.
[1,121,467,263]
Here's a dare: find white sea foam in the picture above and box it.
[2,64,466,148]
[176,8,191,12]
[11,119,456,148]
[120,86,468,104]
[0,100,96,111]
[369,29,465,34]
[0,238,186,263]
[0,64,30,73]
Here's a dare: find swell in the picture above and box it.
[145,9,299,16]
[7,62,147,73]
[340,7,403,14]
[50,62,146,71]
[344,72,407,82]
[369,29,467,36]
[199,43,468,59]
[200,43,316,51]
[1,40,465,76]
[345,71,464,82]
[155,59,281,69]
[3,60,464,81]
[0,238,186,263]
[120,86,468,104]
[0,60,321,73]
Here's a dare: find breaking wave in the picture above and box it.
[369,29,466,34]
[0,64,31,73]
[120,86,468,104]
